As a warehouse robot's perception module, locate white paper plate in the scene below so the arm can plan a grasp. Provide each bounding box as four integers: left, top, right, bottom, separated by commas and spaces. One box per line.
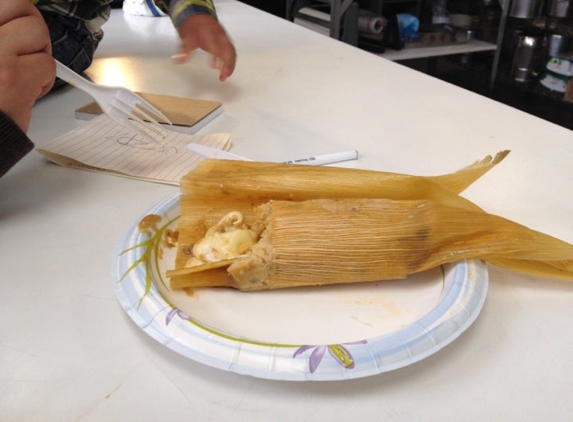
111, 193, 488, 381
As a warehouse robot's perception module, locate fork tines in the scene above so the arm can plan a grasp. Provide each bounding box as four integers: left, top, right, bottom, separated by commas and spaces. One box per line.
113, 90, 172, 140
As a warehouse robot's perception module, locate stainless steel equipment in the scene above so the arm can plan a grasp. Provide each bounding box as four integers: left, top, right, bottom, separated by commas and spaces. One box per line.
547, 33, 573, 59
511, 33, 546, 83
546, 0, 572, 18
509, 0, 545, 18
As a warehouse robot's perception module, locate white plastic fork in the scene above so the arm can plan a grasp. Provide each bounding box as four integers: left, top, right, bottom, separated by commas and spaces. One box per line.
55, 60, 172, 140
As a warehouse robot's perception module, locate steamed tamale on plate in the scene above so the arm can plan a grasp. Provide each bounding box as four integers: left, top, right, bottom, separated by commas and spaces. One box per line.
166, 150, 573, 291
112, 194, 488, 380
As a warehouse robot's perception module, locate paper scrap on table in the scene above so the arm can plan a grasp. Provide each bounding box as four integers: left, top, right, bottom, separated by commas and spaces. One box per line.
75, 92, 223, 135
36, 114, 231, 185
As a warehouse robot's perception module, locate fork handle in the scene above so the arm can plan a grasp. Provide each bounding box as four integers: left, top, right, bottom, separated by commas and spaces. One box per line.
55, 60, 95, 91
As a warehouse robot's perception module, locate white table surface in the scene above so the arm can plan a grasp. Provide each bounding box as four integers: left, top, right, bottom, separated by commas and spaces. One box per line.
2, 1, 573, 420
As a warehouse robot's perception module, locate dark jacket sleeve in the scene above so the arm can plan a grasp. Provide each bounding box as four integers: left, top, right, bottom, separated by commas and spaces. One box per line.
0, 111, 34, 178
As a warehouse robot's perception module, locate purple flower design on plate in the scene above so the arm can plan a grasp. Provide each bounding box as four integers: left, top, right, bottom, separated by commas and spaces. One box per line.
166, 308, 190, 325
293, 341, 367, 373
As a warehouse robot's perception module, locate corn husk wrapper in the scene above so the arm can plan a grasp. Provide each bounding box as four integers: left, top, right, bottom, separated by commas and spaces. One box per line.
179, 150, 510, 209
168, 151, 573, 291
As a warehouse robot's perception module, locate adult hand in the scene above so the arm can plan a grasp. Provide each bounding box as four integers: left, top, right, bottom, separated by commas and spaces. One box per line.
0, 0, 55, 132
174, 14, 236, 82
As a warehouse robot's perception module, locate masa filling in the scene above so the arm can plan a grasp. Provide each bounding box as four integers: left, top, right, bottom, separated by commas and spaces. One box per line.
185, 211, 258, 267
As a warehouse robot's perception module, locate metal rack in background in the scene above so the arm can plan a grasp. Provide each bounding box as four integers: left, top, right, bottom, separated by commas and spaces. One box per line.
285, 0, 414, 50
286, 0, 357, 39
490, 0, 573, 89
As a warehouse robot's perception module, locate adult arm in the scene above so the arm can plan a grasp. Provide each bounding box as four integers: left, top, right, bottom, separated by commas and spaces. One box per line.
0, 0, 54, 178
0, 112, 34, 178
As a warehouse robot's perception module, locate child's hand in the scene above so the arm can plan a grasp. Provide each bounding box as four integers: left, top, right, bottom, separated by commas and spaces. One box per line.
174, 14, 236, 81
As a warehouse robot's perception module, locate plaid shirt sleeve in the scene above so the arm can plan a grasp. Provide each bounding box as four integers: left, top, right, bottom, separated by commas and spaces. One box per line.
30, 1, 217, 28
158, 0, 217, 27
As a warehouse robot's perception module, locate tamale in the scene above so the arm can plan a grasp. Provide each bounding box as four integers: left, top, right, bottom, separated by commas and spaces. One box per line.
174, 152, 510, 270
167, 150, 573, 291
168, 198, 573, 291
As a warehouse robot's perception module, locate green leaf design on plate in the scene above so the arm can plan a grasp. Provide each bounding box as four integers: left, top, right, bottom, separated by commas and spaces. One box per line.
119, 213, 179, 307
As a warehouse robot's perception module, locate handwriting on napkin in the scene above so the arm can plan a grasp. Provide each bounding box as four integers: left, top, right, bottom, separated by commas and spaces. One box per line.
36, 114, 231, 185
